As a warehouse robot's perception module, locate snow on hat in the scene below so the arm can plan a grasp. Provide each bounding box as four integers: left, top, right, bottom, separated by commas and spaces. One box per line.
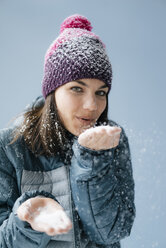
42, 14, 112, 98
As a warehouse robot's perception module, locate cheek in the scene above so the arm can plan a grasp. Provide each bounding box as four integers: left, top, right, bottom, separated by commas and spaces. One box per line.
98, 100, 107, 114
55, 94, 78, 120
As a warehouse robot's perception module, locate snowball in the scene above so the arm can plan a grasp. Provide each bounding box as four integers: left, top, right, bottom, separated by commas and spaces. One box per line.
33, 208, 71, 229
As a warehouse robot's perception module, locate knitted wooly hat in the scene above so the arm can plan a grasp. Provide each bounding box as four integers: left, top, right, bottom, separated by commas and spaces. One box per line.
42, 14, 112, 99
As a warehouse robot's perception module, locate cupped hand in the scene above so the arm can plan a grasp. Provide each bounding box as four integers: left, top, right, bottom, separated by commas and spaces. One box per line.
78, 126, 122, 151
17, 197, 72, 236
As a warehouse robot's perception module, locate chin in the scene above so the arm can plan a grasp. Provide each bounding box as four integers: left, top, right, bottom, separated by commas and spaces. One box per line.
68, 129, 82, 137
68, 125, 93, 137
67, 128, 79, 137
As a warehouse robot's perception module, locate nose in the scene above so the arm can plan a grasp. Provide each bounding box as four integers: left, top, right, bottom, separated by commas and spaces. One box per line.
83, 95, 97, 111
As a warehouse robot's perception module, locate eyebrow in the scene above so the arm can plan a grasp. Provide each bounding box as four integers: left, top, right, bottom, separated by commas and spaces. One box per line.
74, 80, 109, 89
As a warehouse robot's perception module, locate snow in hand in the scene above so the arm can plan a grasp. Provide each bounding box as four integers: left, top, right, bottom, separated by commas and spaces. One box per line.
33, 207, 71, 230
78, 125, 122, 150
83, 125, 121, 135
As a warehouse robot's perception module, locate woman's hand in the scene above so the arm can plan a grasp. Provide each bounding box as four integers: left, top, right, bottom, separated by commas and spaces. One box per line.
78, 126, 122, 151
17, 197, 72, 236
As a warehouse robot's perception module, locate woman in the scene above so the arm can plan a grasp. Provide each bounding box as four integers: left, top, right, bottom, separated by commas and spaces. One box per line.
0, 14, 135, 248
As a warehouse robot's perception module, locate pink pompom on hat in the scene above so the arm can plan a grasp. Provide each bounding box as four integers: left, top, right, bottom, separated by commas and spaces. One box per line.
42, 14, 112, 99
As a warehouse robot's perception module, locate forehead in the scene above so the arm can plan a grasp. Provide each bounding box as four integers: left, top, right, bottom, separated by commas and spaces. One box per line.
66, 78, 108, 88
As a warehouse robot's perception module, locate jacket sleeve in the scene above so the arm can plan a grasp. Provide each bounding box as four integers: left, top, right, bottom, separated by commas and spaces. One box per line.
70, 128, 135, 246
0, 137, 53, 248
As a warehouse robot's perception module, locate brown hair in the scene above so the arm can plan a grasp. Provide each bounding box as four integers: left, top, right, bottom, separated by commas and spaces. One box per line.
12, 92, 109, 157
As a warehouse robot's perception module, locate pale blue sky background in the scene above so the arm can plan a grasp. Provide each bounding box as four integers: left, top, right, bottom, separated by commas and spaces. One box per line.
0, 0, 166, 247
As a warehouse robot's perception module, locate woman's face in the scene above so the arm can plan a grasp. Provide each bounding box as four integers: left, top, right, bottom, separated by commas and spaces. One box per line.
54, 78, 109, 136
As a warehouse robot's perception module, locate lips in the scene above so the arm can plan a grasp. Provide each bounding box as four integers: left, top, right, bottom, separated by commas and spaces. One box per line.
76, 116, 95, 126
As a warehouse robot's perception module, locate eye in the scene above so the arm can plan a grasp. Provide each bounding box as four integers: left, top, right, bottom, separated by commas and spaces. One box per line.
96, 90, 107, 96
70, 86, 83, 92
